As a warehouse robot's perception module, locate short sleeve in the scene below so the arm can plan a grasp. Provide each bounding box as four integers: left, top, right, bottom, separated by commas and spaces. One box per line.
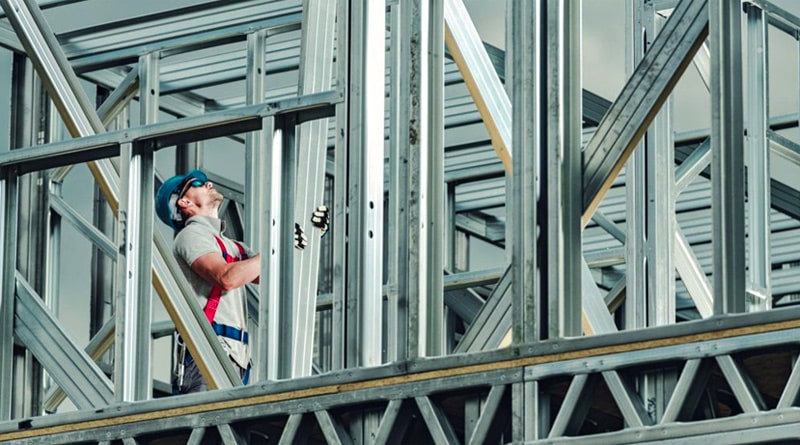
240, 242, 257, 259
174, 225, 220, 267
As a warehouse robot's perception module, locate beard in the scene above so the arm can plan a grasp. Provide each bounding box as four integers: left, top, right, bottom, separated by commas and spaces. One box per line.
209, 189, 224, 208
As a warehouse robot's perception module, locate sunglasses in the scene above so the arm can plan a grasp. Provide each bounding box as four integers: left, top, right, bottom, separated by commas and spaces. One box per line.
178, 178, 207, 198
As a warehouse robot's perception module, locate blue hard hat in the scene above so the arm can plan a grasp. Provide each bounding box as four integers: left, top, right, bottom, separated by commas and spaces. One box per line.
155, 169, 207, 231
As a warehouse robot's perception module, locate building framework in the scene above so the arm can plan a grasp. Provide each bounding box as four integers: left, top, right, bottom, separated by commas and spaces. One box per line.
0, 0, 799, 443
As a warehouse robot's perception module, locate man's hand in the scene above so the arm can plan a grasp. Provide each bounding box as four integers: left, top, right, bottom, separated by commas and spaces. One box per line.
294, 223, 308, 250
310, 205, 330, 236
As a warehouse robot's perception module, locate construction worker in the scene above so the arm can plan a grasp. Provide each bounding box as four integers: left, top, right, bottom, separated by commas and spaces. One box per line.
155, 169, 328, 394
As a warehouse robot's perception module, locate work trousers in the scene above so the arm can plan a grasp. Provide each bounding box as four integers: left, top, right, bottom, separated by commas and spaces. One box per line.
172, 357, 249, 395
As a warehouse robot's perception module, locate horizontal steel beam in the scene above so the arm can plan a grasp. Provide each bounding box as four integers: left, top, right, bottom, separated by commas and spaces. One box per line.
0, 90, 340, 174
542, 409, 800, 444
5, 306, 800, 443
58, 2, 302, 73
750, 0, 800, 37
675, 137, 800, 221
443, 267, 504, 290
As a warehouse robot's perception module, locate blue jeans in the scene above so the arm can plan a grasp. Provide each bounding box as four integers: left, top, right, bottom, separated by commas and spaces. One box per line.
172, 356, 250, 395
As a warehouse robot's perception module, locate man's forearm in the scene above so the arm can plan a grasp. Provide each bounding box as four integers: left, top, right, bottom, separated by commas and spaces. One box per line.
218, 254, 260, 290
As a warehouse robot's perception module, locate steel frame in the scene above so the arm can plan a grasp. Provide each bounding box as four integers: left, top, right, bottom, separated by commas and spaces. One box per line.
0, 0, 798, 443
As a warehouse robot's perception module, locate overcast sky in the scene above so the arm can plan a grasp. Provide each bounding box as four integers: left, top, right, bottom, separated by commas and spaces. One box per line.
1, 0, 798, 329
1, 0, 800, 409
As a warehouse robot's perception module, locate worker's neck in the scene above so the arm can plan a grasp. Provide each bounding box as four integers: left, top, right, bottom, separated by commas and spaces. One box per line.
195, 209, 219, 219
185, 205, 219, 221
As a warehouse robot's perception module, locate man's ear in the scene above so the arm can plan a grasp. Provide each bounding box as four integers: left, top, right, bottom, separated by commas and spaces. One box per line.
176, 197, 191, 212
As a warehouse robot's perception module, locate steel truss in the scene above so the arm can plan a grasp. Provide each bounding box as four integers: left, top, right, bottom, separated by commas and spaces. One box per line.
4, 309, 800, 444
0, 0, 798, 443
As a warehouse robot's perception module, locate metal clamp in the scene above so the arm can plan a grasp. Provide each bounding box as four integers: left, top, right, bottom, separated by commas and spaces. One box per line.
175, 333, 187, 388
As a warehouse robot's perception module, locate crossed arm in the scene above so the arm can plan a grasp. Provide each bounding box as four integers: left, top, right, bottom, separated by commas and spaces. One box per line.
191, 253, 261, 291
188, 206, 329, 291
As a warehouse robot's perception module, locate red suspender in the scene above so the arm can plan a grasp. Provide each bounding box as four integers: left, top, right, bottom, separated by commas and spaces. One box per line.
203, 236, 248, 324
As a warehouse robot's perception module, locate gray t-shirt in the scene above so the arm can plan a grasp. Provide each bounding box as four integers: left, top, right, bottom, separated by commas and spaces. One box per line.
173, 215, 255, 369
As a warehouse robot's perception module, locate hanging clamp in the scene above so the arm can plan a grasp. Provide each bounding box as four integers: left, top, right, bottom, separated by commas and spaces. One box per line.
175, 333, 187, 388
